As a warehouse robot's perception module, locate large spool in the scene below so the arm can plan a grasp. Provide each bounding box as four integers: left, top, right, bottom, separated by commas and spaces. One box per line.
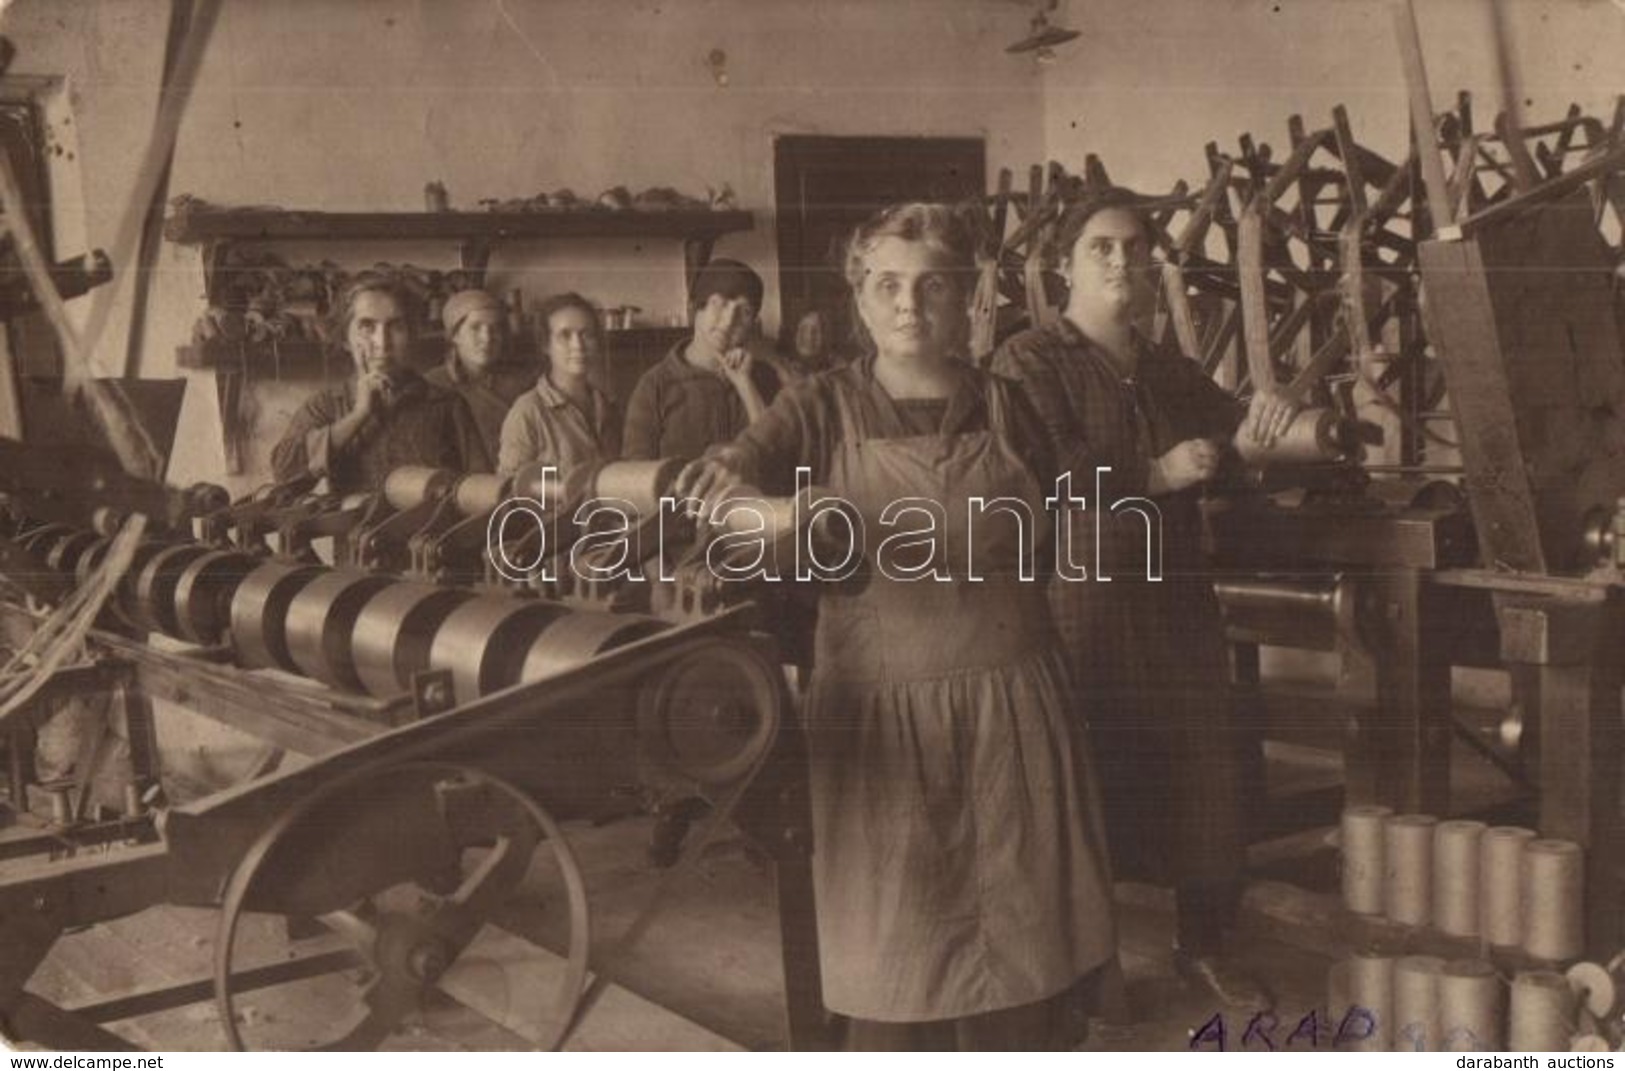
1217, 576, 1351, 651
518, 611, 669, 681
427, 597, 571, 703
350, 582, 477, 699
282, 571, 397, 691
453, 473, 509, 517
1343, 949, 1394, 1051
1523, 838, 1584, 962
1341, 805, 1391, 915
1233, 406, 1360, 467
593, 458, 685, 516
1392, 954, 1445, 1051
130, 543, 212, 637
1437, 959, 1503, 1051
1434, 819, 1486, 939
1482, 826, 1537, 947
229, 561, 324, 671
172, 550, 261, 646
382, 465, 458, 511
1508, 970, 1576, 1051
1385, 813, 1437, 927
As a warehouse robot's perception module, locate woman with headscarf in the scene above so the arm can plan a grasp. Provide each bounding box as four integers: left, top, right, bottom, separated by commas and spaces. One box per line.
424, 287, 536, 463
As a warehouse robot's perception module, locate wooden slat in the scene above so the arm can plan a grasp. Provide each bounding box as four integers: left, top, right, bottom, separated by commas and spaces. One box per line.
1392, 0, 1456, 233
1236, 206, 1277, 393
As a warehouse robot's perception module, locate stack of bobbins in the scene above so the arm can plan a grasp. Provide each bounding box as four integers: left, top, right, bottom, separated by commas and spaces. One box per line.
1341, 813, 1586, 964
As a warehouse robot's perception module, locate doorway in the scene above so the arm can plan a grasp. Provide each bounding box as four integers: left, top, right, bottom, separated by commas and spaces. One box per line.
773, 135, 986, 358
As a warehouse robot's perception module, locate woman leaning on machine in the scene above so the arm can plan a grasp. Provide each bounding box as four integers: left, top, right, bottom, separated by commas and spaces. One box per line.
677, 203, 1114, 1050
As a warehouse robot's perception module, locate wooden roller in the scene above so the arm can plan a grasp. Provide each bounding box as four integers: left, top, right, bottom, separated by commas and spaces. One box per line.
350, 582, 475, 698
593, 458, 686, 516
453, 473, 510, 517
172, 550, 261, 646
282, 570, 396, 691
382, 465, 458, 511
427, 597, 571, 704
130, 543, 212, 637
229, 560, 324, 671
519, 611, 670, 681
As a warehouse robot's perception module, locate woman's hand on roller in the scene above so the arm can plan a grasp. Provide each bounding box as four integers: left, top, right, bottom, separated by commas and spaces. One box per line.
1245, 389, 1300, 446
674, 451, 749, 514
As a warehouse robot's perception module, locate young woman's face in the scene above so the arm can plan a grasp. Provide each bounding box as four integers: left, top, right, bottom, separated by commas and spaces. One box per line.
1064, 207, 1153, 316
547, 305, 599, 379
854, 236, 965, 362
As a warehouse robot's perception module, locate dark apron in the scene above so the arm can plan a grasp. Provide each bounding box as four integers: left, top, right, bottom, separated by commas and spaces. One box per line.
805, 378, 1115, 1022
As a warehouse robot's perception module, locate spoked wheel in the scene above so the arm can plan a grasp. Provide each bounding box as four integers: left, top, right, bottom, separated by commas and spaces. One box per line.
213, 762, 591, 1050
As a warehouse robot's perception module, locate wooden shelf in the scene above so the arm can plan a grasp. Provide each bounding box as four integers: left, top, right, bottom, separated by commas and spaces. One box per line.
164, 207, 754, 245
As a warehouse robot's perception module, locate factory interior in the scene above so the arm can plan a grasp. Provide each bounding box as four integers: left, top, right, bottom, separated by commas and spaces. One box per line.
0, 0, 1623, 1054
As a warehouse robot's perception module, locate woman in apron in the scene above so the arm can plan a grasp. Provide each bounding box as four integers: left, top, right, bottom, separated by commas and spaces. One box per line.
678, 203, 1114, 1049
992, 188, 1295, 1009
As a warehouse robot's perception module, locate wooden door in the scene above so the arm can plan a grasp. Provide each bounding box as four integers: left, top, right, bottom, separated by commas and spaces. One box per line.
774, 136, 985, 357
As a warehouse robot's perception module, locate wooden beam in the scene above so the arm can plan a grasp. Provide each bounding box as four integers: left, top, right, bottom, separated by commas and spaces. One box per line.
1391, 0, 1456, 234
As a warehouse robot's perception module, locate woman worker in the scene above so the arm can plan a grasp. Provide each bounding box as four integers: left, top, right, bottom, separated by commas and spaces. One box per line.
497, 292, 622, 478
272, 271, 489, 494
992, 188, 1296, 1010
425, 287, 535, 463
677, 203, 1114, 1050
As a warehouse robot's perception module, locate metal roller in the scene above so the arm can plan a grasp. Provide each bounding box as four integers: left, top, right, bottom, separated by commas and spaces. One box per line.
173, 550, 262, 646
230, 560, 324, 671
1234, 406, 1360, 467
114, 541, 182, 627
44, 530, 100, 575
131, 544, 212, 637
382, 466, 458, 511
519, 611, 670, 682
594, 459, 685, 516
1214, 574, 1354, 651
350, 583, 476, 698
283, 571, 397, 691
427, 597, 571, 704
74, 537, 114, 588
453, 473, 509, 517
